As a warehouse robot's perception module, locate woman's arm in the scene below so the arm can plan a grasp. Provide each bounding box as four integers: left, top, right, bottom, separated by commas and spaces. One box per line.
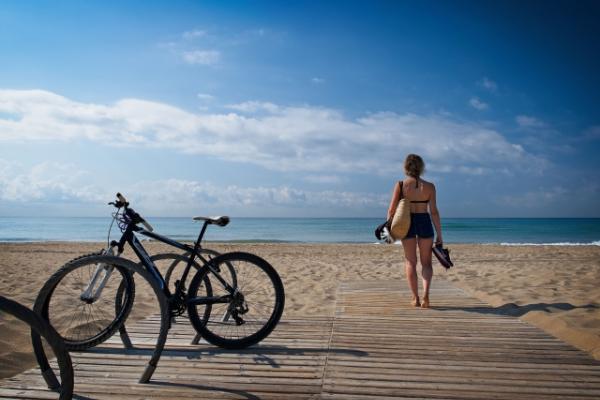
429, 184, 443, 243
387, 182, 401, 220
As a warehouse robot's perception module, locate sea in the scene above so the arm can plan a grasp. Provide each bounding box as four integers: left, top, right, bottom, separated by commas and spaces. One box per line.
0, 217, 599, 245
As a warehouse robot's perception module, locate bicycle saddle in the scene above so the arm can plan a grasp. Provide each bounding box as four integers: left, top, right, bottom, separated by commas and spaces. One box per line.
192, 216, 230, 227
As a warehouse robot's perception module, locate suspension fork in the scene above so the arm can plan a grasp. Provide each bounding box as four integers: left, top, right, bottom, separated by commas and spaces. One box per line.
80, 247, 118, 302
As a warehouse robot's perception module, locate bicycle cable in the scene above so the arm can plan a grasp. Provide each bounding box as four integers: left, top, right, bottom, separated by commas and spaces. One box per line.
106, 207, 121, 249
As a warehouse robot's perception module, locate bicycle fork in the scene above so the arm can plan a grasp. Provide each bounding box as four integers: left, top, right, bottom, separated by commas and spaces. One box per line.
80, 248, 116, 303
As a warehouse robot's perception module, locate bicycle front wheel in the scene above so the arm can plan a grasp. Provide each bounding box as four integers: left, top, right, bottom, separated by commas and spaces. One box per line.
187, 252, 284, 349
35, 253, 135, 350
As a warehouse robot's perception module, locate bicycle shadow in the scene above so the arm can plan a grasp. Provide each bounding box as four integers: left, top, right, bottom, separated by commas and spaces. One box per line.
78, 344, 367, 399
85, 343, 368, 369
147, 380, 262, 400
433, 302, 598, 317
66, 371, 263, 400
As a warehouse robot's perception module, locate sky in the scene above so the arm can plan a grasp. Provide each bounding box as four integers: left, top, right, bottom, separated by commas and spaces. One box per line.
0, 0, 599, 218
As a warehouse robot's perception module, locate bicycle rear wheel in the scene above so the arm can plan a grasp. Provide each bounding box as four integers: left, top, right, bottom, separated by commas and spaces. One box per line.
187, 252, 284, 349
35, 253, 135, 350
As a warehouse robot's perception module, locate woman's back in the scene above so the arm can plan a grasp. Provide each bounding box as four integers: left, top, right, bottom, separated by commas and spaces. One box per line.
402, 177, 434, 214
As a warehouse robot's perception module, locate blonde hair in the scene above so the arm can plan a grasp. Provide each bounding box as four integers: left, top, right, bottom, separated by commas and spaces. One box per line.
404, 154, 425, 178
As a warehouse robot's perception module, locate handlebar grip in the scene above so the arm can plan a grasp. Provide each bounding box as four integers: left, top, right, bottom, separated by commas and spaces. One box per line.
116, 193, 128, 204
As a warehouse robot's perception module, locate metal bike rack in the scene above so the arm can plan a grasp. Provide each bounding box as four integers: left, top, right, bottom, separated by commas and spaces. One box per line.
33, 257, 171, 384
115, 261, 171, 383
1, 295, 74, 399
116, 281, 134, 349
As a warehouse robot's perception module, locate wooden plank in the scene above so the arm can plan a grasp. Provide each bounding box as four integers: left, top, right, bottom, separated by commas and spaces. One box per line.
320, 279, 600, 399
2, 279, 600, 399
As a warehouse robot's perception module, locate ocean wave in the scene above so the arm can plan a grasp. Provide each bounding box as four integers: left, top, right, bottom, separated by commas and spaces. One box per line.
499, 241, 600, 246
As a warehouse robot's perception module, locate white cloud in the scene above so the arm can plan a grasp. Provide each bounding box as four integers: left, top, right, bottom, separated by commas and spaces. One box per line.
128, 181, 389, 216
167, 27, 282, 67
303, 175, 344, 184
197, 93, 215, 102
225, 101, 280, 113
0, 160, 386, 215
479, 77, 497, 92
497, 186, 568, 208
0, 160, 105, 203
182, 30, 207, 40
311, 77, 325, 84
0, 89, 547, 177
182, 50, 220, 65
469, 97, 488, 111
516, 115, 545, 128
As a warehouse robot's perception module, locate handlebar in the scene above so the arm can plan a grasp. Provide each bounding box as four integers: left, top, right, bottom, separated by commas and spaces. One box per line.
116, 192, 128, 205
109, 193, 154, 232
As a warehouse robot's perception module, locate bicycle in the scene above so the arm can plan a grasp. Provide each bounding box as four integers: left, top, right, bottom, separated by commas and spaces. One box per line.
33, 193, 285, 382
0, 295, 73, 399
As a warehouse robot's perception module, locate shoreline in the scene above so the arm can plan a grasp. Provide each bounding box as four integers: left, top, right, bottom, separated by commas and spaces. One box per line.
0, 239, 599, 246
1, 242, 599, 379
2, 217, 599, 244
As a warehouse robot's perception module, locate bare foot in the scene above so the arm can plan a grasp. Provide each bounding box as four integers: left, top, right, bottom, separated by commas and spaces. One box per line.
411, 296, 420, 307
421, 296, 430, 308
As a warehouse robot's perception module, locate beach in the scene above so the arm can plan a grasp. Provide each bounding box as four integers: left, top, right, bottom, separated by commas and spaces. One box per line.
1, 242, 599, 379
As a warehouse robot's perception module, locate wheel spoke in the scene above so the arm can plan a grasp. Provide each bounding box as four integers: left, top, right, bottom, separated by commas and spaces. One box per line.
187, 253, 283, 348
42, 256, 135, 349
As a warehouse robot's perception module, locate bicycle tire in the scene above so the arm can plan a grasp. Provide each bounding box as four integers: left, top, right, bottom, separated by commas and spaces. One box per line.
0, 295, 74, 399
187, 252, 284, 349
34, 253, 136, 351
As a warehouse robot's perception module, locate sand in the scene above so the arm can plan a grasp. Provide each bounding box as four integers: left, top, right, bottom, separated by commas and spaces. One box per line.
0, 242, 599, 379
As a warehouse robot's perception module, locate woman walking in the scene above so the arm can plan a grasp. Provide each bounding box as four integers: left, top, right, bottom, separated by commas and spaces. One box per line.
387, 154, 443, 308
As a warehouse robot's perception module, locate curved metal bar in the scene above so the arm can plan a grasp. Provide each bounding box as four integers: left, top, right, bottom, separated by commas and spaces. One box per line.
1, 295, 74, 399
108, 257, 171, 383
116, 279, 133, 349
32, 255, 170, 384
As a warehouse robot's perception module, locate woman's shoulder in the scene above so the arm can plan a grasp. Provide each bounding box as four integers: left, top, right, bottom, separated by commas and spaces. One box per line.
419, 179, 435, 193
419, 178, 436, 191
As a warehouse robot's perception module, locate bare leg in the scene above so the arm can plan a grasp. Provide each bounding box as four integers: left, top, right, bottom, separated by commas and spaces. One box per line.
401, 238, 419, 306
418, 237, 434, 307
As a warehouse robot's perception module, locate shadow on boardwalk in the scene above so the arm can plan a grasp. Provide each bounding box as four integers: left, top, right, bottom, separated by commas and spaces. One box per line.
87, 344, 368, 368
434, 302, 598, 317
147, 380, 263, 400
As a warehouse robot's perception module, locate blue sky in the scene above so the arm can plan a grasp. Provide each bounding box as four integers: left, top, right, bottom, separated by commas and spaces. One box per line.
0, 0, 599, 217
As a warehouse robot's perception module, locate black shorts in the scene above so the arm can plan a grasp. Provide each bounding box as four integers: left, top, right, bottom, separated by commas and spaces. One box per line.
405, 213, 434, 239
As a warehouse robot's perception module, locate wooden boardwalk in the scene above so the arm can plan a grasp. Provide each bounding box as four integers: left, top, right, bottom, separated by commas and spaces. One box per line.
2, 279, 600, 399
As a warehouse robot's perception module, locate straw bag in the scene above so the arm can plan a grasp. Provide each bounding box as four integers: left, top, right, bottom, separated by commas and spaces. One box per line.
390, 181, 411, 240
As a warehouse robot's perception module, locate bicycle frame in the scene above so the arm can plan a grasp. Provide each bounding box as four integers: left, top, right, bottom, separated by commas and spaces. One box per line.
113, 216, 236, 303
